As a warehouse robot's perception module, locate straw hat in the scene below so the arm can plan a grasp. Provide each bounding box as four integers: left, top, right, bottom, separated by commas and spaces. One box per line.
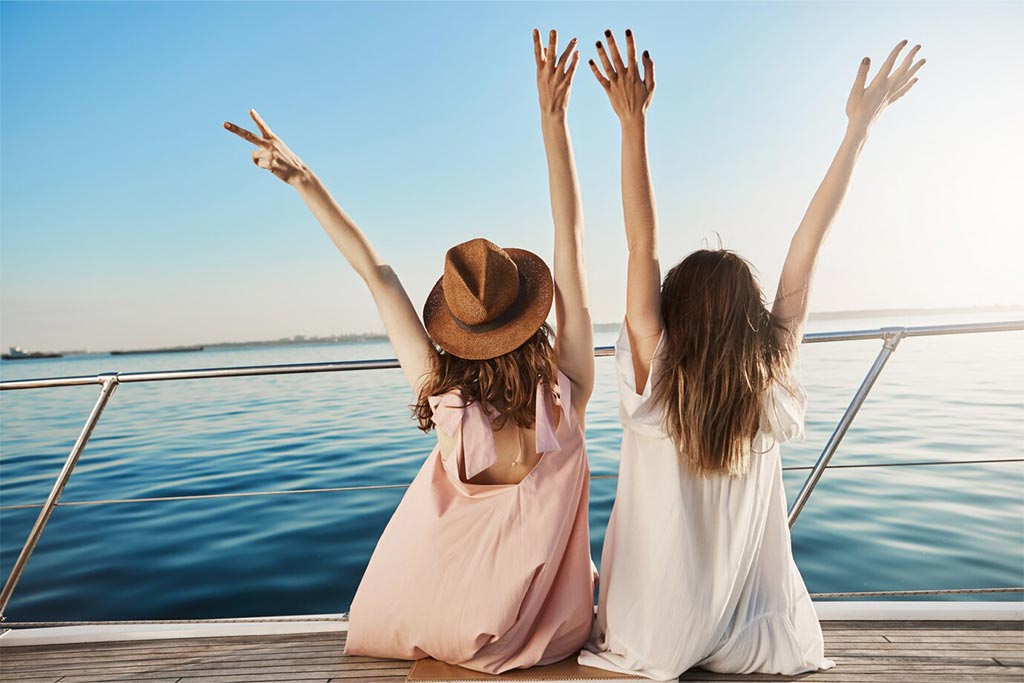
423, 238, 553, 360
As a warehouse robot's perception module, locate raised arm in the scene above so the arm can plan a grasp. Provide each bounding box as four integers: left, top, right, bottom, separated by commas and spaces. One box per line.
590, 29, 660, 392
224, 110, 437, 394
773, 40, 925, 355
533, 28, 594, 412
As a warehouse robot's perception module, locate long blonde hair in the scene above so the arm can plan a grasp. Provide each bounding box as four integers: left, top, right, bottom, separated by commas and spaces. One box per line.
413, 323, 558, 432
650, 250, 791, 477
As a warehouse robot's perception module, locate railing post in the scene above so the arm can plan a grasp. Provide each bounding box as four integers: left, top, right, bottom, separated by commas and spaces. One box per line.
0, 373, 120, 620
788, 328, 907, 528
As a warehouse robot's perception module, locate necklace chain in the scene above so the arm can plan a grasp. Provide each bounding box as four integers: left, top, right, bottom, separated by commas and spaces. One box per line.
511, 423, 525, 467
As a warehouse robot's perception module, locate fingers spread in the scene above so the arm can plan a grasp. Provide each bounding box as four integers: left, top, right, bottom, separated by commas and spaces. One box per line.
604, 29, 626, 72
224, 121, 265, 146
589, 58, 611, 89
557, 37, 577, 72
892, 43, 922, 81
250, 109, 275, 138
596, 39, 616, 79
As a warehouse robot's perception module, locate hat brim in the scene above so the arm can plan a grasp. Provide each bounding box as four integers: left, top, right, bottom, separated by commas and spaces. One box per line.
422, 248, 553, 361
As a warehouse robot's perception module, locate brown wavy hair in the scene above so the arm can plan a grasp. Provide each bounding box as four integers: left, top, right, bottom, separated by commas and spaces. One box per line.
650, 249, 792, 478
413, 322, 558, 432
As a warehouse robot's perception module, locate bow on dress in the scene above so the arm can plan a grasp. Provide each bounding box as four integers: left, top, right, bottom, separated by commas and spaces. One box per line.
427, 372, 573, 481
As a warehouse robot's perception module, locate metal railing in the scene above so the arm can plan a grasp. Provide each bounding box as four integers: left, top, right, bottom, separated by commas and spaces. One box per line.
1, 319, 1022, 624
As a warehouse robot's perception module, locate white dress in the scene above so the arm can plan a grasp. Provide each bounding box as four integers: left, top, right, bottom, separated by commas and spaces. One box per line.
578, 323, 836, 680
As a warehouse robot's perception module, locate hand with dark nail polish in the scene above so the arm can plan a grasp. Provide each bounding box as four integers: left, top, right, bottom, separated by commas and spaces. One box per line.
588, 29, 655, 123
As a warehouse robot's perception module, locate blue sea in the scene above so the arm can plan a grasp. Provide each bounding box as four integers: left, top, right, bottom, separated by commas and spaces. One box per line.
1, 311, 1021, 622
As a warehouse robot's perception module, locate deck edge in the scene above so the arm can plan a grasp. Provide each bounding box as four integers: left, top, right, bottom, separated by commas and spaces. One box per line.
0, 602, 1020, 647
814, 599, 1024, 621
0, 613, 347, 646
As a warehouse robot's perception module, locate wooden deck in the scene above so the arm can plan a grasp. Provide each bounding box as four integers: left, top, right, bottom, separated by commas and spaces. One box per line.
1, 620, 1021, 682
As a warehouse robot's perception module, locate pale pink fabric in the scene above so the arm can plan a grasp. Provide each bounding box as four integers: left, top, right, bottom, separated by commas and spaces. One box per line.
344, 370, 594, 674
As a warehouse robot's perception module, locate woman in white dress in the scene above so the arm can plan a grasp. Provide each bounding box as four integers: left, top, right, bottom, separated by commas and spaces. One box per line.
578, 30, 925, 680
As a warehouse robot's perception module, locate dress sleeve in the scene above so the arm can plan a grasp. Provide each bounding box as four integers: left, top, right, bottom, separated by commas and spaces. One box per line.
761, 366, 808, 444
614, 319, 668, 435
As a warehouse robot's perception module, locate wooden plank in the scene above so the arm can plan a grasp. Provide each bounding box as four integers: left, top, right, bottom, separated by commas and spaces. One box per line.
992, 657, 1024, 666
825, 655, 1003, 665
680, 676, 1022, 682
884, 635, 1024, 643
824, 630, 1021, 639
819, 648, 1023, 657
175, 680, 330, 683
328, 672, 425, 681
0, 639, 361, 661
822, 620, 1023, 629
679, 675, 1015, 679
825, 640, 1022, 649
54, 679, 183, 683
0, 645, 361, 667
0, 649, 353, 670
788, 664, 1024, 674
50, 662, 411, 681
816, 635, 890, 642
0, 655, 405, 677
826, 628, 1022, 637
825, 645, 1024, 654
59, 674, 328, 683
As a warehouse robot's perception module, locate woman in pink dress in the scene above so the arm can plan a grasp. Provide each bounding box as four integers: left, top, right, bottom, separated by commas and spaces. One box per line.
224, 28, 595, 674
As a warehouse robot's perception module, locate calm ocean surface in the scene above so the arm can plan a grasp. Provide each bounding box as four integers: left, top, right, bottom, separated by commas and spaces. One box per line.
1, 312, 1021, 622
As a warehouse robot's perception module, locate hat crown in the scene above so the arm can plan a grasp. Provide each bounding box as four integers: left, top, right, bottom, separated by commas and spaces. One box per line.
442, 238, 520, 327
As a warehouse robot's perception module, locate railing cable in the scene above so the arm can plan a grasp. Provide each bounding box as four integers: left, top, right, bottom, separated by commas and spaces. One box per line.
1, 458, 1020, 511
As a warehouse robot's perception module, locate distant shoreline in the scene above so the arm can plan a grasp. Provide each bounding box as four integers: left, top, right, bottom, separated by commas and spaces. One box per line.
7, 305, 1022, 357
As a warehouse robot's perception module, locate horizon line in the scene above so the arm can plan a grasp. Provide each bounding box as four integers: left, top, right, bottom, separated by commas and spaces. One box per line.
5, 304, 1023, 357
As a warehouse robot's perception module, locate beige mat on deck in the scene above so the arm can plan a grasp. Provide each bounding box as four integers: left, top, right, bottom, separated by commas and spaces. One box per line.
407, 655, 646, 681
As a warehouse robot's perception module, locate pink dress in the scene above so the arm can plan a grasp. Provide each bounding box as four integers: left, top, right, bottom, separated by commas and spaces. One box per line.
344, 370, 595, 674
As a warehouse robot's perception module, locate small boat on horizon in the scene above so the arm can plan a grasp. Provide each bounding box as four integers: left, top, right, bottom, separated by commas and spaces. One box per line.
1, 346, 63, 360
110, 344, 204, 355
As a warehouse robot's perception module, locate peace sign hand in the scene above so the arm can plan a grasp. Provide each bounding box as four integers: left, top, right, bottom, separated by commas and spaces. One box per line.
846, 39, 926, 136
223, 109, 310, 187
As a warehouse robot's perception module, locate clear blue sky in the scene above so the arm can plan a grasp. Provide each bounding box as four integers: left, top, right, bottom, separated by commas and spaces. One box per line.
2, 1, 1021, 351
